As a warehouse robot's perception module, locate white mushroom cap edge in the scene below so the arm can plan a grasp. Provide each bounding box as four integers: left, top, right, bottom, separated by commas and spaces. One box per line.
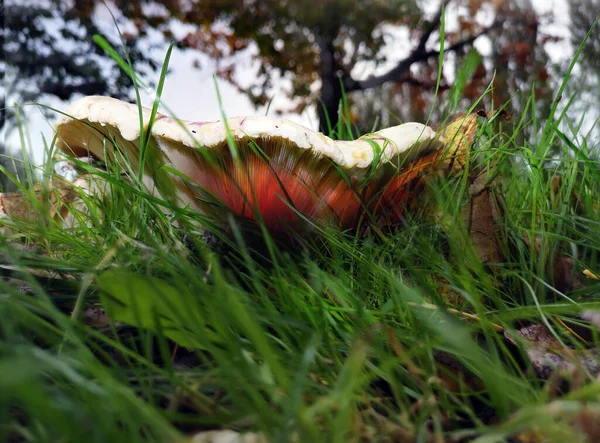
55, 96, 442, 169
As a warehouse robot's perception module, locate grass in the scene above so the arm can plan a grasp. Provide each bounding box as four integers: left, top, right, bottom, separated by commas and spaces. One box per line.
2, 35, 600, 443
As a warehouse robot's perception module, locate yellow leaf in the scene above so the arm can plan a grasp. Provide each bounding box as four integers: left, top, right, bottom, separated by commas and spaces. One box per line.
583, 269, 600, 280
438, 112, 482, 173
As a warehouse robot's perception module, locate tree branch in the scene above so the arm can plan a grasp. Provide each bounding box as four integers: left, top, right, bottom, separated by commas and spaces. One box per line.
343, 0, 500, 93
397, 75, 451, 90
416, 0, 451, 54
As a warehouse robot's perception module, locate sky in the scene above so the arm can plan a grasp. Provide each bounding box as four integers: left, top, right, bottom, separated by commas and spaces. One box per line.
4, 0, 575, 165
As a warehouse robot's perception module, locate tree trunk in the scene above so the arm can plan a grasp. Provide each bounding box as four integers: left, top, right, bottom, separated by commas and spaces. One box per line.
317, 38, 342, 134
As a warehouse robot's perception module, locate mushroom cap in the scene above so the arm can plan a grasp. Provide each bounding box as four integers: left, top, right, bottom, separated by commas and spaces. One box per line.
56, 96, 440, 169
55, 96, 446, 232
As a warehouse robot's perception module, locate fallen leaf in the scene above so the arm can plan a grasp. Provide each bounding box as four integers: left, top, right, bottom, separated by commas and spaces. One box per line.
0, 181, 76, 222
552, 255, 585, 294
462, 172, 503, 264
583, 269, 599, 280
522, 235, 585, 293
439, 112, 482, 174
550, 175, 584, 215
573, 407, 600, 442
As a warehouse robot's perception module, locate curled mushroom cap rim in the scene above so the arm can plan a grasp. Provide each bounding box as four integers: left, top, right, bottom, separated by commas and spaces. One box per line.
55, 96, 442, 169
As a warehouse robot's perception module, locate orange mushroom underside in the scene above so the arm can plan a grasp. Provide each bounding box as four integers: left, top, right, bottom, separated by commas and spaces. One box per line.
167, 137, 440, 233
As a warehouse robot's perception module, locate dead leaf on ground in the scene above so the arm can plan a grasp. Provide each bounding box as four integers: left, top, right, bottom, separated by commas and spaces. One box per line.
436, 111, 508, 266
550, 175, 584, 215
573, 406, 600, 442
462, 172, 503, 264
511, 402, 600, 443
522, 235, 586, 294
0, 179, 77, 223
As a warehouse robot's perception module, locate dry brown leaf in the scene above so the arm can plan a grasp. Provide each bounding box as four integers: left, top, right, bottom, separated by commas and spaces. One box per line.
553, 255, 585, 293
573, 407, 600, 442
514, 404, 600, 443
462, 172, 503, 264
0, 181, 76, 222
436, 112, 506, 265
523, 235, 585, 293
1, 175, 111, 232
551, 175, 584, 214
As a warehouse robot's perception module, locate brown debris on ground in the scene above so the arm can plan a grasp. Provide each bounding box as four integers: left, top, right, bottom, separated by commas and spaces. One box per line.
505, 324, 600, 380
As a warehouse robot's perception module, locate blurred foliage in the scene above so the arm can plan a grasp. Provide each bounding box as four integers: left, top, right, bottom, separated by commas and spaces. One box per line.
162, 0, 427, 130
2, 0, 599, 134
566, 0, 600, 140
349, 0, 558, 133
2, 0, 160, 132
0, 148, 33, 192
570, 0, 600, 73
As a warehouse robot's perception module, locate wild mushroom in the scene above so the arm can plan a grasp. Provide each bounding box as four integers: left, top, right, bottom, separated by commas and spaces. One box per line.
53, 96, 472, 234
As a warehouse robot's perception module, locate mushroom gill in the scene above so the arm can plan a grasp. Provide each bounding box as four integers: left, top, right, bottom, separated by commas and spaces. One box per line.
55, 96, 457, 233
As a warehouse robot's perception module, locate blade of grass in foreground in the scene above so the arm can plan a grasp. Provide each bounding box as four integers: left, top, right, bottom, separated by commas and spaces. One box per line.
2, 19, 600, 443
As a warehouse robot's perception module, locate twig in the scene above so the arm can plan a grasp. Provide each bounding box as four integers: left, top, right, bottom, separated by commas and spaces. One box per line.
408, 301, 504, 332
343, 0, 500, 92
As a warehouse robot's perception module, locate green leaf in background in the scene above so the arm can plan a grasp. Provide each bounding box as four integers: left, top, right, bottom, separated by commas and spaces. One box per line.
97, 269, 202, 348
